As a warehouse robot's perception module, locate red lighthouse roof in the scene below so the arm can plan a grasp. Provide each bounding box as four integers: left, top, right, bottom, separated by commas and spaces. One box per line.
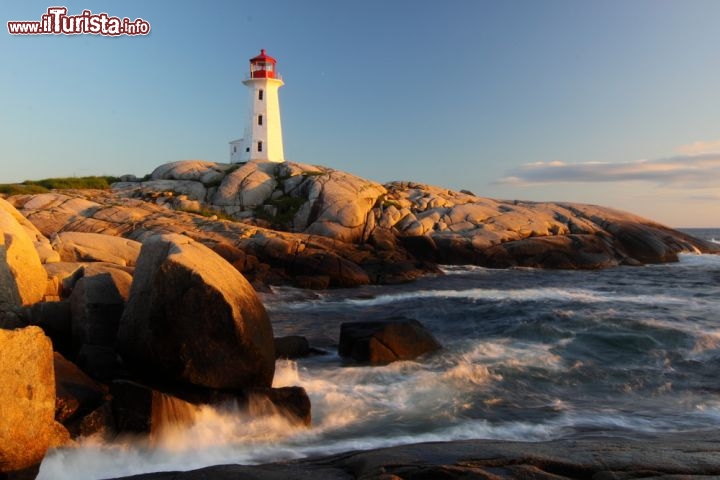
250, 49, 277, 64
249, 49, 278, 79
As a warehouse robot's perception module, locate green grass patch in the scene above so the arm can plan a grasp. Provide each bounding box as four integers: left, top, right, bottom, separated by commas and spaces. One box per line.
0, 184, 50, 195
0, 175, 121, 195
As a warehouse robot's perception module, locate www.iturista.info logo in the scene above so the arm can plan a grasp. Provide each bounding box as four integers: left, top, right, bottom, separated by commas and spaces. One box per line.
7, 6, 150, 36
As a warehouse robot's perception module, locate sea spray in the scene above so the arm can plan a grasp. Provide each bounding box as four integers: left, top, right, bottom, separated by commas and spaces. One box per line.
149, 392, 198, 443
38, 396, 309, 480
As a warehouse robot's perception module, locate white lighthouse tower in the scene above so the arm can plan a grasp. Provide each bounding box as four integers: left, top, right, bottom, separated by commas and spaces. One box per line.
230, 49, 285, 163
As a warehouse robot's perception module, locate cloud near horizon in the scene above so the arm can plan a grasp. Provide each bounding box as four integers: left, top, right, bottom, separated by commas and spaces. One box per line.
495, 152, 720, 188
675, 140, 720, 155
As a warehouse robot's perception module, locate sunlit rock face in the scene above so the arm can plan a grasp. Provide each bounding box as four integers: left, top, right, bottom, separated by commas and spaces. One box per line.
214, 161, 278, 209
0, 199, 47, 314
275, 162, 387, 244
115, 160, 716, 270
52, 232, 142, 267
144, 160, 388, 244
0, 326, 69, 472
0, 197, 58, 264
6, 160, 717, 295
116, 233, 275, 389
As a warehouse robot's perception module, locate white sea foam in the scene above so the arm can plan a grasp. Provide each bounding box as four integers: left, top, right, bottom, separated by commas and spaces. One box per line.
38, 407, 310, 480
331, 286, 691, 309
40, 350, 517, 480
43, 397, 712, 480
438, 264, 492, 275
677, 252, 720, 266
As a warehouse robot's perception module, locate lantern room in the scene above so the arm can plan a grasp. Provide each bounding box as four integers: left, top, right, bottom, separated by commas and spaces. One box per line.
249, 49, 277, 79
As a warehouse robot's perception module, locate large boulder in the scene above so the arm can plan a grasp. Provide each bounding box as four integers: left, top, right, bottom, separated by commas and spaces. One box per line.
0, 205, 46, 309
213, 160, 278, 208
286, 165, 387, 243
0, 327, 69, 472
339, 318, 442, 364
150, 160, 232, 186
51, 232, 141, 267
116, 234, 275, 389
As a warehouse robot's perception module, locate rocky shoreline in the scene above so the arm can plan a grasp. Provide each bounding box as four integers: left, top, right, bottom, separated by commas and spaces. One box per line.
0, 159, 718, 478
108, 430, 720, 479
8, 160, 719, 291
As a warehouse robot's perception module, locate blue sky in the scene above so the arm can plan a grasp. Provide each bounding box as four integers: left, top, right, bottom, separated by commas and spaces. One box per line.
2, 0, 719, 227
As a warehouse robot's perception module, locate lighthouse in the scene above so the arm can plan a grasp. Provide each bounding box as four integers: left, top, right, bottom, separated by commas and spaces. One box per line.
230, 49, 285, 163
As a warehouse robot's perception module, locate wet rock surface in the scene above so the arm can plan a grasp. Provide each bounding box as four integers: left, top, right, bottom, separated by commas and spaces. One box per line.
106, 431, 720, 479
339, 319, 442, 364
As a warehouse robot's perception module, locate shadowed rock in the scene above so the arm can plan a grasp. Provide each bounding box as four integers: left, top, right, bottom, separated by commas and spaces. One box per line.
25, 300, 72, 355
116, 234, 275, 389
274, 335, 311, 359
70, 271, 130, 350
53, 352, 105, 426
479, 234, 621, 269
339, 319, 442, 364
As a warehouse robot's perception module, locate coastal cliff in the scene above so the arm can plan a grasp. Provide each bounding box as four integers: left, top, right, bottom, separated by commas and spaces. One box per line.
9, 159, 714, 290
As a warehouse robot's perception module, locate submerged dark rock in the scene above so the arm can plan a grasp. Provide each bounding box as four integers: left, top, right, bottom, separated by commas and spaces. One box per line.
339, 318, 442, 364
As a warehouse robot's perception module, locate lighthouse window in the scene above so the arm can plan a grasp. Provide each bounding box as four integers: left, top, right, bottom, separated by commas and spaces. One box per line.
258, 89, 264, 101
258, 141, 263, 152
258, 115, 263, 126
233, 146, 237, 153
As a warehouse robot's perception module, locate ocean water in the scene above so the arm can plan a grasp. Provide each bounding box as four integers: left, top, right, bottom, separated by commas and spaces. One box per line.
39, 229, 720, 479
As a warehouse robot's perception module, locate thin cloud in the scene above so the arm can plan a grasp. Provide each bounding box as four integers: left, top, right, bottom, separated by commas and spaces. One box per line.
675, 140, 720, 155
495, 152, 720, 187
